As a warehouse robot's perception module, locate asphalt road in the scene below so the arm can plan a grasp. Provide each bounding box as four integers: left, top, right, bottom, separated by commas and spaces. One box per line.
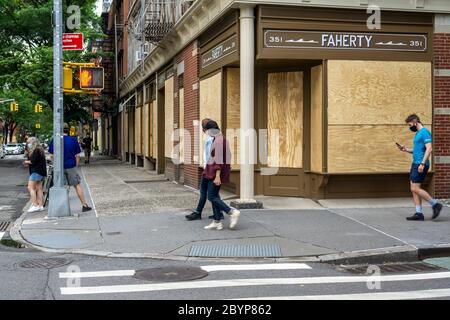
1, 156, 450, 301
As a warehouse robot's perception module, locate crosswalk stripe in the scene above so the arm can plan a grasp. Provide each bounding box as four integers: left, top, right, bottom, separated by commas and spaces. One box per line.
59, 263, 312, 279
0, 232, 4, 240
234, 288, 450, 300
61, 271, 450, 295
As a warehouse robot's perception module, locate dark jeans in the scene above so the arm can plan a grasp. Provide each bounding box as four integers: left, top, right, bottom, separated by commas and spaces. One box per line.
193, 176, 209, 216
207, 179, 231, 221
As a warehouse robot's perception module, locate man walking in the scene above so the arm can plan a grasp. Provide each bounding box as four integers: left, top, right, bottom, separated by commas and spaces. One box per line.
81, 132, 93, 164
398, 114, 443, 221
185, 118, 214, 221
49, 124, 92, 213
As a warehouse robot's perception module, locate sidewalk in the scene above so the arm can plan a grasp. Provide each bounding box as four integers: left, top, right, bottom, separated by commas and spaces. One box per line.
11, 157, 450, 264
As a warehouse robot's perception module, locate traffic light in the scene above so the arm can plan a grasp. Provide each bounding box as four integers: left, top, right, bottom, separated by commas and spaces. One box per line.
79, 67, 104, 90
35, 123, 41, 129
64, 67, 73, 90
34, 103, 43, 113
10, 102, 18, 112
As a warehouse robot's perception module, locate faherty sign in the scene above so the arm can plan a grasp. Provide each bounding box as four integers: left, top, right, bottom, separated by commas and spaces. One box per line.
202, 35, 238, 69
264, 30, 427, 52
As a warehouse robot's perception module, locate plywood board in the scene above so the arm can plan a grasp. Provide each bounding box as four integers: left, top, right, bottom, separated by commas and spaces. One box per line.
267, 71, 303, 168
199, 72, 222, 167
123, 111, 129, 153
178, 88, 185, 164
129, 110, 135, 153
311, 65, 323, 173
328, 60, 432, 125
165, 78, 174, 158
143, 103, 150, 158
152, 102, 157, 158
226, 68, 240, 169
327, 125, 423, 173
135, 107, 142, 155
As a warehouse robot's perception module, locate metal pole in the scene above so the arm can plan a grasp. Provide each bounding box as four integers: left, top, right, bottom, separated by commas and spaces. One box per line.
48, 0, 71, 218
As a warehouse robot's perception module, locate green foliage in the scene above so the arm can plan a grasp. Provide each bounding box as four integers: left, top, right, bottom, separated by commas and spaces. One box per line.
0, 0, 107, 141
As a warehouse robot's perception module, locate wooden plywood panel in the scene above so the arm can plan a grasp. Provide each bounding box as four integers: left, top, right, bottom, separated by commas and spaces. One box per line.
129, 110, 135, 153
179, 88, 184, 164
328, 60, 432, 125
152, 102, 157, 158
226, 68, 240, 169
165, 78, 174, 158
267, 72, 303, 168
311, 65, 323, 173
135, 107, 142, 155
123, 111, 129, 153
199, 72, 222, 167
143, 103, 150, 158
327, 125, 420, 173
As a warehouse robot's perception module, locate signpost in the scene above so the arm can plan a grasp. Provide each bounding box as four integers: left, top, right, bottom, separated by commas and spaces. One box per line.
63, 33, 83, 51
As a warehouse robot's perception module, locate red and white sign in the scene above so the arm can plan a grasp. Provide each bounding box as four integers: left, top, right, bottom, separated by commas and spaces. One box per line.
63, 33, 83, 51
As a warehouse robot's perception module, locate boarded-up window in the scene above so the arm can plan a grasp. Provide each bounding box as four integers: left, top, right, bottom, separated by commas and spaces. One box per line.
267, 72, 303, 168
143, 103, 150, 158
135, 107, 142, 155
123, 111, 129, 153
152, 101, 157, 158
226, 68, 240, 169
199, 72, 222, 167
327, 60, 432, 173
165, 77, 174, 158
311, 65, 323, 173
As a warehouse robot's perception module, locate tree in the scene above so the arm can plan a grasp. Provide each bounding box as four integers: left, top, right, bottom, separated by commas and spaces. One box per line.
0, 0, 107, 141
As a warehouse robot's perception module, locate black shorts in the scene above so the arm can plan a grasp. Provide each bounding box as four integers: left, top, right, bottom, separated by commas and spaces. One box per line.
410, 164, 429, 184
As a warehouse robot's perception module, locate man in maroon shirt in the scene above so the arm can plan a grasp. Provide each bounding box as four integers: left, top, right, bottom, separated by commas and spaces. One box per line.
202, 120, 240, 230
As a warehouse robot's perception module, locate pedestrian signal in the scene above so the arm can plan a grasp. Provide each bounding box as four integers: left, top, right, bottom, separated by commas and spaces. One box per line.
79, 67, 104, 90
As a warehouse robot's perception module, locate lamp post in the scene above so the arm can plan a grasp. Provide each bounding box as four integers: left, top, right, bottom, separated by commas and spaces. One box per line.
47, 0, 71, 218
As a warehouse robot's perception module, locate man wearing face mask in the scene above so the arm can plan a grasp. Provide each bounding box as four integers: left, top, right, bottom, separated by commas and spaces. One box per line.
185, 118, 214, 221
398, 114, 443, 221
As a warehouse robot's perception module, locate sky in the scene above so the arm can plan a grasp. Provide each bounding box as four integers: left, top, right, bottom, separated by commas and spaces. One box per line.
95, 0, 104, 16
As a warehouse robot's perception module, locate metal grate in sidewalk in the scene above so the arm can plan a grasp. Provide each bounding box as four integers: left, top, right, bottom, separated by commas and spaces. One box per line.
189, 244, 282, 258
338, 262, 446, 275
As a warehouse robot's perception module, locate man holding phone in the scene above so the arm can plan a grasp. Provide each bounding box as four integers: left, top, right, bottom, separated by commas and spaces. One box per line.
397, 114, 443, 221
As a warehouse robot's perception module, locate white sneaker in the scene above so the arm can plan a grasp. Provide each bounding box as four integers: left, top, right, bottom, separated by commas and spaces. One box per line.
27, 205, 40, 213
229, 209, 241, 229
38, 206, 45, 212
204, 221, 223, 230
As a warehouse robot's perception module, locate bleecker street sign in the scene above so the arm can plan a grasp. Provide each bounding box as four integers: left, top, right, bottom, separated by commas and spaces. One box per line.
63, 33, 83, 51
264, 30, 427, 52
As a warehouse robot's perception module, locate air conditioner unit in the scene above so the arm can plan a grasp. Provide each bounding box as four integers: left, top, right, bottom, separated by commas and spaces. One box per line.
136, 50, 142, 62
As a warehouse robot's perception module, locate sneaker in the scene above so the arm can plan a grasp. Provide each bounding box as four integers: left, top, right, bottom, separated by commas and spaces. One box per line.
82, 205, 92, 213
432, 203, 443, 220
407, 213, 425, 221
229, 209, 241, 229
27, 205, 40, 213
204, 221, 223, 230
185, 213, 201, 221
38, 206, 45, 212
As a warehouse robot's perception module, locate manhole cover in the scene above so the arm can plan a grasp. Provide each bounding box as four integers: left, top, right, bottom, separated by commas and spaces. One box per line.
19, 258, 71, 269
338, 262, 446, 275
0, 221, 11, 232
133, 266, 208, 282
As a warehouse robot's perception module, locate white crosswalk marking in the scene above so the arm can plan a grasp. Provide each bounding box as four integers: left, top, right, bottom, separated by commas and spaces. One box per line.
0, 232, 4, 240
59, 263, 311, 279
61, 271, 450, 296
234, 288, 450, 300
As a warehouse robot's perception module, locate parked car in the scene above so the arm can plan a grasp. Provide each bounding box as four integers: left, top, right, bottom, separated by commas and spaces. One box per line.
4, 143, 21, 155
0, 146, 5, 159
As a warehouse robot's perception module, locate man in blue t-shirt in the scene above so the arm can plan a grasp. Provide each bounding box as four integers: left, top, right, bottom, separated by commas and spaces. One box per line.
49, 124, 92, 213
398, 114, 443, 221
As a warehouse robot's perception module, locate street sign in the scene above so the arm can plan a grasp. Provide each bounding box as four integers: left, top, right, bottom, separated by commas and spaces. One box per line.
63, 33, 83, 51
